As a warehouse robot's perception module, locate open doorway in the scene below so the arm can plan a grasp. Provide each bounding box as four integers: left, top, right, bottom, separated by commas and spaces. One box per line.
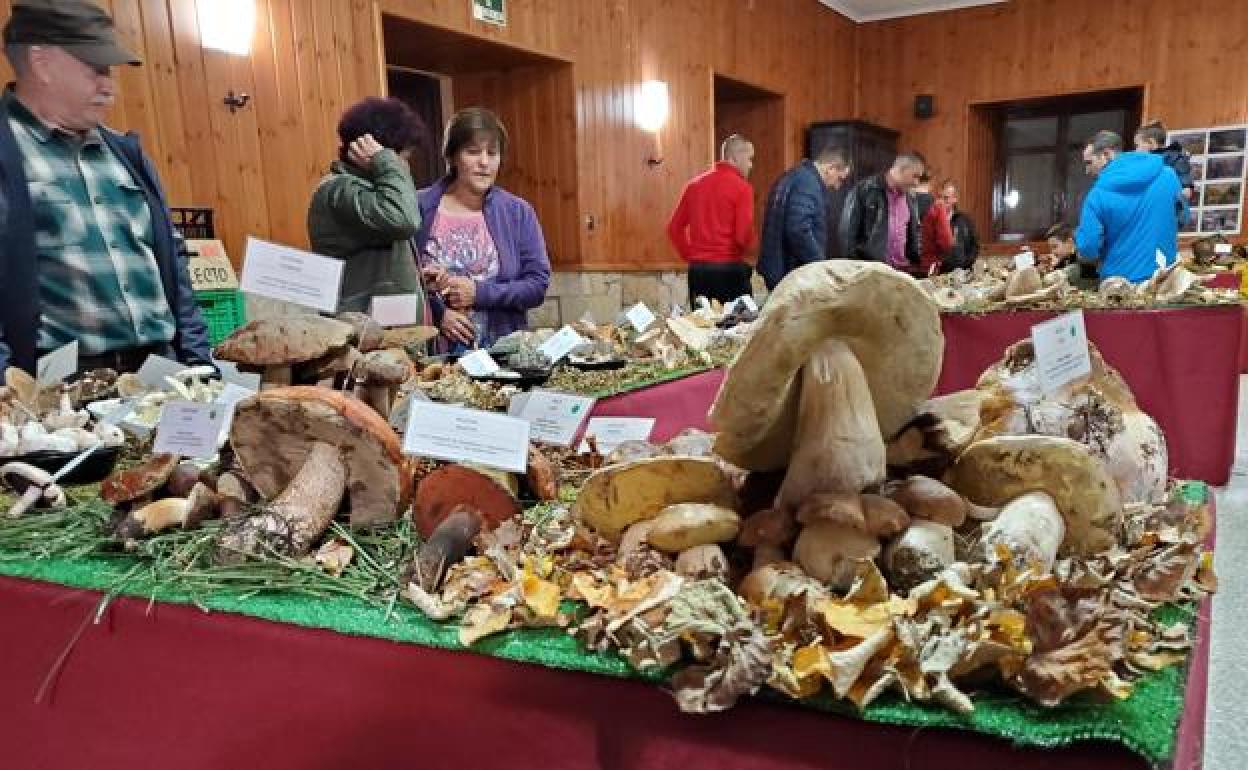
713, 74, 785, 247
382, 16, 579, 266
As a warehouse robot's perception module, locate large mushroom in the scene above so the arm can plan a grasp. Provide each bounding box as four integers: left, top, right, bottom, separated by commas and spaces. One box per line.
709, 261, 943, 477
975, 340, 1167, 504
948, 435, 1123, 563
213, 316, 356, 387
885, 390, 985, 478
225, 387, 410, 552
411, 464, 523, 590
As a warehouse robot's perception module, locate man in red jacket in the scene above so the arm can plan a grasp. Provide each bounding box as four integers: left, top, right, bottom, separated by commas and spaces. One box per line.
667, 134, 755, 305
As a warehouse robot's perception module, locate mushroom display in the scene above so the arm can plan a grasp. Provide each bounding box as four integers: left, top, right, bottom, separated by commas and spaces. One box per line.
975, 340, 1167, 504
213, 316, 357, 386
710, 261, 943, 473
1, 462, 67, 518
225, 386, 410, 552
573, 456, 738, 542
948, 435, 1123, 561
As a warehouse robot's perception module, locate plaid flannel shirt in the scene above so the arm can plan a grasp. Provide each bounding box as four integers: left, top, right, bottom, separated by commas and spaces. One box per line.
5, 97, 176, 356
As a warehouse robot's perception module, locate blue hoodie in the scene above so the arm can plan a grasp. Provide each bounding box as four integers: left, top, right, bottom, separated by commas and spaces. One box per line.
1075, 151, 1181, 282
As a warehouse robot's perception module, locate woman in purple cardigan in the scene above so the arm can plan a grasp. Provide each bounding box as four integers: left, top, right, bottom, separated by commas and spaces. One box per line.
414, 107, 552, 350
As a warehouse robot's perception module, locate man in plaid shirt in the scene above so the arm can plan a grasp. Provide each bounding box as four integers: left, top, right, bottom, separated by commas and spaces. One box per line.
0, 0, 211, 383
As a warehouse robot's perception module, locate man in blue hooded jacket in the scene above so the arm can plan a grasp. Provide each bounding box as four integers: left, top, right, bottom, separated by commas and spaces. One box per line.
1075, 130, 1182, 283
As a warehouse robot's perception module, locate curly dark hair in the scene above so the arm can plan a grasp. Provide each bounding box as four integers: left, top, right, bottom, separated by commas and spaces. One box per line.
337, 97, 428, 164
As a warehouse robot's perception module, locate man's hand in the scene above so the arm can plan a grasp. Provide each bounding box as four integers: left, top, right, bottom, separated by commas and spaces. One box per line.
347, 134, 385, 169
440, 308, 476, 345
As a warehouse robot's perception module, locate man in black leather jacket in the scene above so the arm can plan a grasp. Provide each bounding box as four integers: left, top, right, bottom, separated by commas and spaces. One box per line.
837, 152, 925, 272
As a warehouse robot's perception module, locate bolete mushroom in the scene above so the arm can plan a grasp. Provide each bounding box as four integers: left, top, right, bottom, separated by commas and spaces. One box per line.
642, 503, 741, 554
710, 261, 942, 473
1, 462, 67, 518
213, 316, 356, 386
412, 464, 523, 590
880, 476, 990, 528
336, 312, 385, 353
978, 491, 1065, 570
792, 520, 881, 592
948, 435, 1123, 558
355, 348, 413, 419
228, 387, 409, 530
101, 453, 180, 508
573, 456, 737, 542
886, 390, 985, 478
883, 519, 956, 592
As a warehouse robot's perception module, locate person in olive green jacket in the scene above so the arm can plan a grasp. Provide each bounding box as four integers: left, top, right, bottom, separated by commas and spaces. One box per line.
307, 97, 432, 317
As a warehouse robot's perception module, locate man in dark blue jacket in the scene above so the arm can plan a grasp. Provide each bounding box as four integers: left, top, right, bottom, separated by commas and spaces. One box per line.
1075, 130, 1182, 283
1, 0, 211, 383
756, 147, 850, 290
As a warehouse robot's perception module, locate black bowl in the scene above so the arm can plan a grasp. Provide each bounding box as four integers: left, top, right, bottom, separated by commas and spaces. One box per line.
12, 445, 123, 485
471, 366, 552, 389
566, 356, 628, 371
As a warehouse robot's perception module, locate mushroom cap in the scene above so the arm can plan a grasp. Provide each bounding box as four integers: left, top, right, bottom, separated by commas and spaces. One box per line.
573, 456, 738, 542
357, 348, 413, 385
977, 339, 1140, 415
413, 464, 521, 539
0, 461, 54, 493
886, 389, 985, 477
230, 386, 410, 527
213, 316, 355, 366
1005, 266, 1043, 298
335, 312, 385, 352
645, 503, 741, 553
948, 435, 1122, 557
100, 454, 180, 505
792, 521, 881, 590
710, 261, 943, 471
882, 476, 968, 528
737, 561, 827, 606
737, 506, 798, 547
860, 494, 910, 538
794, 493, 866, 529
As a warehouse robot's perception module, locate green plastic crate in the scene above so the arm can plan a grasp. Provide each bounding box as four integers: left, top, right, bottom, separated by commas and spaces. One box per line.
194, 288, 246, 345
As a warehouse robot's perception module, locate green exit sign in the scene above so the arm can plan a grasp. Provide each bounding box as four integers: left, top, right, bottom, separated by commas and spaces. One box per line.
472, 0, 506, 26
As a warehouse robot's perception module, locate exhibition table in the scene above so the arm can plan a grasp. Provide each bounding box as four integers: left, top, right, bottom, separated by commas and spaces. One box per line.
936, 305, 1242, 484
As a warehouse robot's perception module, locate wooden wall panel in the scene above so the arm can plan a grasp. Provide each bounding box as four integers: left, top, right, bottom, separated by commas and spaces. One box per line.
856, 0, 1248, 242
715, 95, 786, 252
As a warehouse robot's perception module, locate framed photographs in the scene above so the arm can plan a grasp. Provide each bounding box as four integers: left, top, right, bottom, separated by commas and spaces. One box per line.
1170, 124, 1247, 235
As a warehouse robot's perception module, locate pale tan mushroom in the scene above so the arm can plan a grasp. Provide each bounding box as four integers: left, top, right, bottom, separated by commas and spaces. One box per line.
883, 519, 956, 591
860, 494, 911, 538
979, 491, 1065, 570
573, 456, 737, 542
355, 348, 413, 419
886, 390, 985, 478
793, 520, 881, 591
644, 503, 741, 554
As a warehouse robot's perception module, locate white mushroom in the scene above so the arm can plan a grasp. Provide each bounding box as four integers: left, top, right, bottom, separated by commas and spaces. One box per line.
1, 462, 67, 518
979, 491, 1065, 571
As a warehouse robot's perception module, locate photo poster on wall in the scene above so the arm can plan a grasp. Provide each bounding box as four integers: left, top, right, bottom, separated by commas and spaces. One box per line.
1168, 124, 1247, 236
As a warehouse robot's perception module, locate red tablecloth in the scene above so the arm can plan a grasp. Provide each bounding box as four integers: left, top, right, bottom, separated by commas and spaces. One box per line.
591, 369, 726, 443
937, 306, 1242, 485
1204, 274, 1248, 372
0, 571, 1208, 770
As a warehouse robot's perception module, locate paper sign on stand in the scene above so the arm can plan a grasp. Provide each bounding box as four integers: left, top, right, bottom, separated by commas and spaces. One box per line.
512, 389, 596, 446
403, 401, 530, 473
389, 388, 430, 431
1215, 243, 1234, 256
370, 294, 422, 328
185, 239, 239, 291
240, 237, 344, 313
579, 417, 655, 455
625, 302, 657, 333
1014, 251, 1036, 270
135, 354, 189, 388
153, 401, 229, 460
216, 361, 263, 391
36, 341, 78, 385
214, 382, 257, 443
538, 326, 588, 363
459, 349, 501, 377
1030, 310, 1092, 394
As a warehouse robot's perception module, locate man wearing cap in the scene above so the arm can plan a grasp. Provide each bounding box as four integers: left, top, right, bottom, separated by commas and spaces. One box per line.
0, 0, 211, 384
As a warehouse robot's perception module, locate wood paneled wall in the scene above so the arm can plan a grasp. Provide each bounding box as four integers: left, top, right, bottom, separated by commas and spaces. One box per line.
1, 0, 855, 271
716, 92, 786, 252
856, 0, 1248, 242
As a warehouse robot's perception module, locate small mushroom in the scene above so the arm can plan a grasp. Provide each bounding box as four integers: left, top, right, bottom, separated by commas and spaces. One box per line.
674, 544, 729, 582
573, 456, 737, 542
115, 498, 189, 542
737, 506, 797, 548
643, 503, 741, 554
883, 519, 956, 592
978, 490, 1064, 570
336, 312, 385, 353
860, 494, 911, 538
101, 454, 181, 508
525, 445, 560, 502
213, 316, 356, 387
411, 465, 522, 591
355, 348, 413, 419
1, 462, 67, 518
794, 492, 865, 529
881, 476, 969, 528
792, 520, 881, 592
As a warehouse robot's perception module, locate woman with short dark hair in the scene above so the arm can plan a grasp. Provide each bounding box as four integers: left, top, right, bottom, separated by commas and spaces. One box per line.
307, 96, 432, 317
414, 107, 551, 350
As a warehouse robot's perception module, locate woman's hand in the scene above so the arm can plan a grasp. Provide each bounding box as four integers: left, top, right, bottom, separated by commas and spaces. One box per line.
443, 276, 477, 310
440, 308, 476, 345
348, 134, 384, 169
422, 264, 449, 291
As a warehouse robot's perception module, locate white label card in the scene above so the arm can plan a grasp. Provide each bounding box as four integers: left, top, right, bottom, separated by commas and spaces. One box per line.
135, 354, 188, 388
579, 417, 656, 455
370, 294, 422, 328
403, 401, 530, 473
240, 237, 344, 313
152, 401, 228, 460
538, 326, 588, 363
1215, 243, 1234, 255
625, 302, 657, 333
216, 361, 263, 391
214, 383, 256, 442
731, 295, 759, 314
36, 340, 78, 385
511, 389, 596, 447
1031, 310, 1092, 394
1155, 248, 1169, 270
459, 349, 501, 377
389, 388, 431, 431
1014, 251, 1036, 270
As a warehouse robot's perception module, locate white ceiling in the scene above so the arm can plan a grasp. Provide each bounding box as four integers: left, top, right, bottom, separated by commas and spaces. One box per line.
820, 0, 1007, 23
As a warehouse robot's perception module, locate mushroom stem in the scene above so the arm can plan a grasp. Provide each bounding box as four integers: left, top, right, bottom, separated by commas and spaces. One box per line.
980, 491, 1065, 571
261, 365, 293, 387
362, 383, 395, 419
413, 505, 483, 591
775, 338, 885, 512
218, 441, 347, 559
7, 484, 43, 519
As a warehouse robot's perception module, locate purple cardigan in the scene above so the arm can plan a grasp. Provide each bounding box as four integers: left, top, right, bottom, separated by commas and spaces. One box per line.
415, 178, 552, 344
